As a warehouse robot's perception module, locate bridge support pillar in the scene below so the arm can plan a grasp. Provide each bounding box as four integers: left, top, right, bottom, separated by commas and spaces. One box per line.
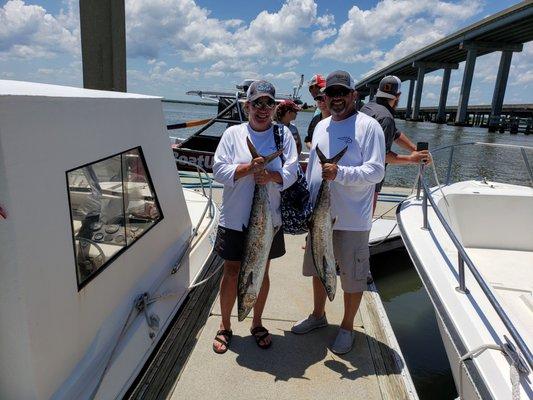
406, 79, 415, 119
436, 68, 451, 123
455, 48, 477, 124
490, 50, 513, 120
80, 0, 127, 92
412, 66, 426, 121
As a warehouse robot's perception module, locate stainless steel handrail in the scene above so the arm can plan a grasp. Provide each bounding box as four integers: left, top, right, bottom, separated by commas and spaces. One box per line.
417, 162, 533, 372
430, 141, 533, 188
175, 159, 215, 242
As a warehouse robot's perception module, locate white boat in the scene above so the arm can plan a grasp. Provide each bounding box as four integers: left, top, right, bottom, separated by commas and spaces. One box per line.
397, 142, 533, 399
0, 80, 218, 399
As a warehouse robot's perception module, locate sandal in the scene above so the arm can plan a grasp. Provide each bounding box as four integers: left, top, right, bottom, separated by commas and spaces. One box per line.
213, 329, 232, 354
250, 326, 272, 349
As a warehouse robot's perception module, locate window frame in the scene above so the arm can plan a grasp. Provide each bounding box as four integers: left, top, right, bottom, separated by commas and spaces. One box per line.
66, 146, 164, 291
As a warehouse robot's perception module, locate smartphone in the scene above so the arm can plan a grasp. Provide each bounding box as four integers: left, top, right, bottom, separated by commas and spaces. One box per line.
416, 142, 429, 151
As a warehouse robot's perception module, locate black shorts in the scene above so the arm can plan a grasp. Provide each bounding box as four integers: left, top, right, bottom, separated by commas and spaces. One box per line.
214, 226, 286, 262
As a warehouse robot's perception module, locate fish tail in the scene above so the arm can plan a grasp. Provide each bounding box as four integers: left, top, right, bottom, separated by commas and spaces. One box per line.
246, 137, 260, 158
316, 145, 348, 165
246, 136, 283, 165
263, 149, 283, 164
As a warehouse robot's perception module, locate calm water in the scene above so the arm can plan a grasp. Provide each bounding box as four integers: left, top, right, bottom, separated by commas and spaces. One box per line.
164, 102, 532, 400
371, 249, 458, 400
164, 101, 533, 189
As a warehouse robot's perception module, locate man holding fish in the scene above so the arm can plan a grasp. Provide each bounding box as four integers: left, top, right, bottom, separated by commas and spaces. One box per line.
292, 71, 385, 355
212, 80, 298, 354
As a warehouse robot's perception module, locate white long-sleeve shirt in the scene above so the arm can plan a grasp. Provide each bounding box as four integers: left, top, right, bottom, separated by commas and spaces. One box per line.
306, 112, 385, 231
213, 123, 298, 231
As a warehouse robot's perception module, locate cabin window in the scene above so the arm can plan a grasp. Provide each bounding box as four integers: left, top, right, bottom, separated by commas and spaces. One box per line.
66, 147, 163, 289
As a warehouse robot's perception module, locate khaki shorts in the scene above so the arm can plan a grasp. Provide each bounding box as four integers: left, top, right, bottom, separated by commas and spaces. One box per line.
302, 230, 370, 293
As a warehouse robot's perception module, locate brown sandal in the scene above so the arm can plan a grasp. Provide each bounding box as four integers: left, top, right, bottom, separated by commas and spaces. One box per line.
250, 326, 272, 349
213, 329, 232, 354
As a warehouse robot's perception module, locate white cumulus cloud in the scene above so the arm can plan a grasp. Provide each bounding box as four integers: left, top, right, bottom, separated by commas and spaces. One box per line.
0, 0, 79, 60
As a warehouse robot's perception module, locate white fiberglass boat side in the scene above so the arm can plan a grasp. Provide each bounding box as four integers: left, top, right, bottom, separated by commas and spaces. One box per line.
397, 153, 532, 400
0, 80, 217, 399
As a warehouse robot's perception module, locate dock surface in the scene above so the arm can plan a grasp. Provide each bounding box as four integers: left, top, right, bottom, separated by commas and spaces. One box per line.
167, 186, 416, 400
129, 186, 417, 400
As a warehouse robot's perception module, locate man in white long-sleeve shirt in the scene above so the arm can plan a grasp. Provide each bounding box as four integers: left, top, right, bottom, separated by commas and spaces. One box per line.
291, 71, 385, 355
211, 80, 298, 354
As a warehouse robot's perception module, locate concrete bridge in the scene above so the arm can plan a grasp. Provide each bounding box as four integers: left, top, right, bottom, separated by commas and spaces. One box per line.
396, 104, 533, 134
355, 2, 533, 129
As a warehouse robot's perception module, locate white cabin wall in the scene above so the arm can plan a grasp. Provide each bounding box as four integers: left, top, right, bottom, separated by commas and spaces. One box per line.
0, 128, 38, 399
0, 92, 192, 399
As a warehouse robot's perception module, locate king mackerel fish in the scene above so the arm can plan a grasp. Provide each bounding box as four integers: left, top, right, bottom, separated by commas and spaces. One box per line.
237, 137, 283, 321
309, 145, 348, 301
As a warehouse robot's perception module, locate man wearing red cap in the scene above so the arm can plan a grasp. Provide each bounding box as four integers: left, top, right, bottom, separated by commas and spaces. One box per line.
305, 74, 329, 150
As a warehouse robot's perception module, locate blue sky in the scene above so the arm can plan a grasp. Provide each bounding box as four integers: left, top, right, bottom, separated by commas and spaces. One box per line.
1, 0, 531, 107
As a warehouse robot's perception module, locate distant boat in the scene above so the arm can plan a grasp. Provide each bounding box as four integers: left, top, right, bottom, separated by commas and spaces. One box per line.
170, 77, 306, 173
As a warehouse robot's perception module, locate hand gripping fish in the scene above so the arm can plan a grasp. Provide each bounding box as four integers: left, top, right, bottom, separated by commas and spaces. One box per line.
308, 145, 348, 301
237, 137, 283, 321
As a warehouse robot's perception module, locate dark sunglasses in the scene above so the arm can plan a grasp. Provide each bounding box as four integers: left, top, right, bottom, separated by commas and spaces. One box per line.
251, 99, 276, 110
314, 95, 326, 102
325, 87, 352, 98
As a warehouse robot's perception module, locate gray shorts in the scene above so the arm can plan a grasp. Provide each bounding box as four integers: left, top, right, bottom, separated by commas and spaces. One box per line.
302, 230, 370, 293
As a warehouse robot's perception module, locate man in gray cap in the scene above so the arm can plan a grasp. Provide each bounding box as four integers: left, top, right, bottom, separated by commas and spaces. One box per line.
292, 70, 385, 355
360, 75, 431, 210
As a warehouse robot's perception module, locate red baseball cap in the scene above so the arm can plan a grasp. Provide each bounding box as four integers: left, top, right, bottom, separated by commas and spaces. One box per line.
308, 74, 326, 88
279, 99, 301, 112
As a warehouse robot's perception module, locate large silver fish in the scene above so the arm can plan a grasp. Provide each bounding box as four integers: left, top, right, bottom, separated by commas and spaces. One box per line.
237, 137, 283, 321
308, 145, 348, 301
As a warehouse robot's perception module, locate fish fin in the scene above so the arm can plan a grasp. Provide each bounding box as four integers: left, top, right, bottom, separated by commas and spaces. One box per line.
263, 149, 283, 165
246, 137, 260, 159
316, 145, 328, 164
329, 146, 349, 164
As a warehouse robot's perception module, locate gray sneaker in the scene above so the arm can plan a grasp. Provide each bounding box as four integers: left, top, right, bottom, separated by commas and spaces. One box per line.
291, 314, 328, 334
330, 328, 356, 355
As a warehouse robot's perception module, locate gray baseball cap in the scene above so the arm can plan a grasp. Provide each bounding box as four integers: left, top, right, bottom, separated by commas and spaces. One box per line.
376, 76, 401, 99
246, 80, 276, 101
325, 70, 355, 90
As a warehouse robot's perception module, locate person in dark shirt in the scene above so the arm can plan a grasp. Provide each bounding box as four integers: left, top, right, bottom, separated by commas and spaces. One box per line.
304, 91, 331, 150
360, 75, 431, 210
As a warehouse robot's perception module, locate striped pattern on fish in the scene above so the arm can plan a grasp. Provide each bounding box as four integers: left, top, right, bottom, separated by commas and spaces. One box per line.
308, 145, 348, 302
237, 137, 282, 321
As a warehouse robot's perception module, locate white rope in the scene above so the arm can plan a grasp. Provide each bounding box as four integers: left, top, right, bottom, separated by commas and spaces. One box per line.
458, 343, 524, 400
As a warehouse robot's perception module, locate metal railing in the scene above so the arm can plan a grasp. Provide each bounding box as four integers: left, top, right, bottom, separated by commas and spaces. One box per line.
175, 158, 216, 245
415, 142, 533, 373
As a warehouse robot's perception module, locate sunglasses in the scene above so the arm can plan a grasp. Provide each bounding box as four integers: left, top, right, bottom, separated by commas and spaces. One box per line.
251, 99, 276, 110
314, 95, 326, 102
325, 87, 352, 98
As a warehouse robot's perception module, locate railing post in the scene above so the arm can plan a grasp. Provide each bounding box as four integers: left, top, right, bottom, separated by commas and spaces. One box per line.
445, 147, 455, 186
520, 147, 533, 187
455, 254, 470, 294
416, 165, 423, 200
422, 188, 430, 230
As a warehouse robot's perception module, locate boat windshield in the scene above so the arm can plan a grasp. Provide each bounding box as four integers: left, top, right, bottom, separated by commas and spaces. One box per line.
66, 147, 163, 289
